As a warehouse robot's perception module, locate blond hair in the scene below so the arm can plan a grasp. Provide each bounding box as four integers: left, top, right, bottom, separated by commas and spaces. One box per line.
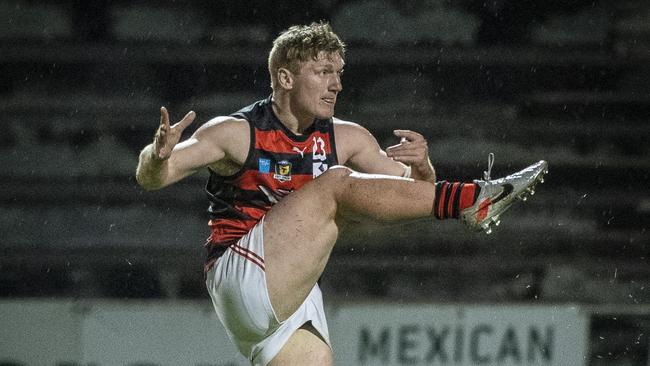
268, 22, 346, 89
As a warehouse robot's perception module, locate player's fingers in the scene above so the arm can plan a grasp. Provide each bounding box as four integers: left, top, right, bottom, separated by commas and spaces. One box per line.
387, 150, 422, 161
160, 106, 170, 131
386, 146, 412, 157
390, 155, 420, 165
155, 123, 167, 143
386, 142, 425, 155
385, 143, 401, 152
385, 147, 407, 158
393, 129, 424, 142
172, 111, 196, 131
153, 127, 164, 147
386, 139, 419, 150
152, 134, 166, 160
389, 150, 421, 158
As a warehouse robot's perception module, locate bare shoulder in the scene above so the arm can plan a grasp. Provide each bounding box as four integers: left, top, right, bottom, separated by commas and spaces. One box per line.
333, 117, 376, 142
189, 115, 250, 173
196, 116, 249, 139
334, 117, 366, 132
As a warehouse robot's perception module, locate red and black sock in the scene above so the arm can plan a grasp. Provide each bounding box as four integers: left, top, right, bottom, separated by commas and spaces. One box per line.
433, 181, 480, 219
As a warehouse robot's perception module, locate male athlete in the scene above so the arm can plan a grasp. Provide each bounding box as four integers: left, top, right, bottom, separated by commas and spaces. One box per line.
136, 22, 547, 366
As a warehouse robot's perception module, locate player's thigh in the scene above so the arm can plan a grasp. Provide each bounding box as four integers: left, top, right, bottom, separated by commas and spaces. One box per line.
263, 167, 348, 320
268, 323, 333, 366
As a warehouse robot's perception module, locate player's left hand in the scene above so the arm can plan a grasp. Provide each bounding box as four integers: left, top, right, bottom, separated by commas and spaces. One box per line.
386, 130, 435, 181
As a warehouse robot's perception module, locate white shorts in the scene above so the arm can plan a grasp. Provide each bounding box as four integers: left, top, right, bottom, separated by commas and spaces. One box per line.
205, 218, 331, 365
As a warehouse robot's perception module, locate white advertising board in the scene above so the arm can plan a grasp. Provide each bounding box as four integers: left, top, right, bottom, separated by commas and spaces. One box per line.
0, 300, 81, 365
0, 300, 246, 366
0, 301, 587, 366
329, 304, 588, 366
79, 301, 248, 366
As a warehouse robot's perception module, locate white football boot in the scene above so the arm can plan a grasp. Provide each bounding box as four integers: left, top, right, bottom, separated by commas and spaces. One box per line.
460, 153, 548, 234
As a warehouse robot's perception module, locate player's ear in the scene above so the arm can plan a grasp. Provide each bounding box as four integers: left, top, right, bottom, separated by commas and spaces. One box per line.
277, 68, 294, 90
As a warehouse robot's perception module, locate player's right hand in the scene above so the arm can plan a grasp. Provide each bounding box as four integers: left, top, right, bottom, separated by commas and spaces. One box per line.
151, 107, 196, 160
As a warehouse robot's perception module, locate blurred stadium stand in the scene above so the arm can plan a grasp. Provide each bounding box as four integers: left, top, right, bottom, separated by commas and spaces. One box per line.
0, 0, 648, 322
3, 1, 650, 363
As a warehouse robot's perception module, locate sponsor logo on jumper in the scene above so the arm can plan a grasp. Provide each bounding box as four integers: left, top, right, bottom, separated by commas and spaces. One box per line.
292, 146, 307, 158
274, 160, 292, 182
312, 136, 328, 178
258, 158, 271, 173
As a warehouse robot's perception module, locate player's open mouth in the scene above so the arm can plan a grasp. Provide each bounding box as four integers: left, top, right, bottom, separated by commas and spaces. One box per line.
322, 97, 335, 105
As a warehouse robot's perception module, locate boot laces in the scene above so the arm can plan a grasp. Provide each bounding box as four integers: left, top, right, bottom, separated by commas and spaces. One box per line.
483, 153, 495, 181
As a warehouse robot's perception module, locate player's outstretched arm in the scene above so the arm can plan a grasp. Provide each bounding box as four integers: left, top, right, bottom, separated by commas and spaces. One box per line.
135, 107, 228, 190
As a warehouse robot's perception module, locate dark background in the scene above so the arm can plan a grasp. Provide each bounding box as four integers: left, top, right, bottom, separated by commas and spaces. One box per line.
0, 0, 649, 363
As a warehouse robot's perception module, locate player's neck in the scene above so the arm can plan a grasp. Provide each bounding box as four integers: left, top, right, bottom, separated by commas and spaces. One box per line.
271, 94, 314, 135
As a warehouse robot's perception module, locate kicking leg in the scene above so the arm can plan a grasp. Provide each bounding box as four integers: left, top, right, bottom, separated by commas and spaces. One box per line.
263, 166, 435, 321
262, 159, 547, 363
261, 166, 435, 364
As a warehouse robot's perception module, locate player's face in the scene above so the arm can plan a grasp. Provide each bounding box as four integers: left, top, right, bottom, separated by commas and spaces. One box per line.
292, 51, 344, 120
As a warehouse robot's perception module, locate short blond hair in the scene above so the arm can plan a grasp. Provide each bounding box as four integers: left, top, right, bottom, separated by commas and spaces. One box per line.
268, 22, 346, 89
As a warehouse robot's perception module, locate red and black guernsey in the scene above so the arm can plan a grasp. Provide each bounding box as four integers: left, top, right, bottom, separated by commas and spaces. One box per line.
204, 96, 338, 268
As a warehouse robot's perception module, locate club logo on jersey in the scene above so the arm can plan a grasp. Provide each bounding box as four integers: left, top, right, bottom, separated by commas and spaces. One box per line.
274, 160, 292, 182
312, 136, 328, 178
258, 158, 271, 173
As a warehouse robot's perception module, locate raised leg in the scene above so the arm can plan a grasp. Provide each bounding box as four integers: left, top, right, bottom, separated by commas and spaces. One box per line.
263, 166, 435, 320
261, 166, 435, 364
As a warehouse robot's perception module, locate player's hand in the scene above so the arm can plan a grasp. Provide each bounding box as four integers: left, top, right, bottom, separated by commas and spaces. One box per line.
151, 107, 196, 160
385, 129, 435, 180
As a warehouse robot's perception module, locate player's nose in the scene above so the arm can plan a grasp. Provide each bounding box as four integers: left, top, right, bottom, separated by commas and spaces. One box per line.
329, 74, 342, 92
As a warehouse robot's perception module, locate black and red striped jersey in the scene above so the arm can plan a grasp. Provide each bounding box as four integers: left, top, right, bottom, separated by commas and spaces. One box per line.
204, 96, 338, 266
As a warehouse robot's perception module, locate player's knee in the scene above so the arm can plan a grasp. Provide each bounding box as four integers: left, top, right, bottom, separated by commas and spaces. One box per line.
315, 166, 355, 191
318, 165, 354, 182
308, 166, 355, 202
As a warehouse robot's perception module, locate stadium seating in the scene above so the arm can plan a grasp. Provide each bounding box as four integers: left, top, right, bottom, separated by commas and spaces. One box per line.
331, 0, 479, 46
0, 1, 73, 41
110, 4, 209, 44
0, 1, 648, 313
